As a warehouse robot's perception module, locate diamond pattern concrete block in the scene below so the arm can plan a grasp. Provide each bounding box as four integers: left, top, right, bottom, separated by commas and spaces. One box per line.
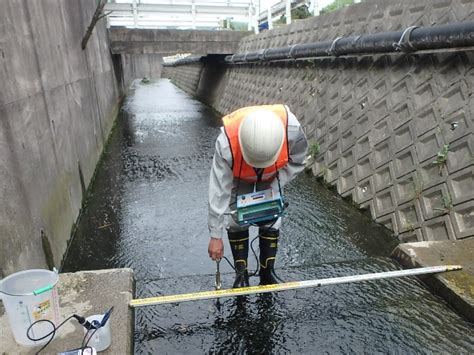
373, 137, 392, 168
391, 79, 411, 108
394, 172, 419, 205
312, 155, 326, 177
340, 127, 356, 153
392, 101, 413, 130
447, 166, 474, 205
356, 155, 373, 182
317, 135, 328, 155
436, 52, 466, 89
374, 187, 396, 217
450, 200, 474, 239
355, 133, 371, 160
315, 119, 327, 140
421, 215, 455, 241
354, 177, 374, 204
420, 183, 450, 220
325, 160, 339, 184
355, 113, 370, 138
370, 79, 389, 105
326, 141, 340, 164
446, 134, 474, 174
413, 81, 438, 113
376, 212, 399, 236
360, 200, 377, 220
356, 97, 370, 120
371, 115, 392, 145
441, 109, 472, 144
394, 147, 417, 178
393, 121, 414, 154
413, 106, 440, 138
452, 0, 474, 22
415, 128, 444, 163
340, 148, 355, 173
398, 228, 423, 243
374, 162, 395, 193
354, 76, 370, 100
396, 200, 423, 233
438, 81, 469, 118
327, 122, 340, 146
417, 153, 449, 189
340, 109, 354, 134
372, 96, 391, 120
337, 168, 355, 195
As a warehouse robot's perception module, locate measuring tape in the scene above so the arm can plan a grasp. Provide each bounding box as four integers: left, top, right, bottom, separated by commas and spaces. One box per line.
129, 265, 462, 308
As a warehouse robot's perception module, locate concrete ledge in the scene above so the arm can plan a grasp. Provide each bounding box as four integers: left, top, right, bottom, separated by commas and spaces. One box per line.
0, 268, 134, 354
391, 239, 474, 322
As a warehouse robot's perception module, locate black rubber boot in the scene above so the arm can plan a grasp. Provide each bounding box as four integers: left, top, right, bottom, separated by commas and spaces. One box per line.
258, 227, 282, 285
228, 229, 250, 288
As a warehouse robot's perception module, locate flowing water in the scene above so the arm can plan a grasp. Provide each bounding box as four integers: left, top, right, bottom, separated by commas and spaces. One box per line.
62, 79, 474, 354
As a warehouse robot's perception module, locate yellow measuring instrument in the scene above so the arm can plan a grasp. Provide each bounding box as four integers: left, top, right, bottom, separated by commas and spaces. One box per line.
129, 265, 462, 308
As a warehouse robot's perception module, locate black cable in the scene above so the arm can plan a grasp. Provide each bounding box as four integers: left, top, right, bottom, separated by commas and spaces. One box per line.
248, 234, 260, 277
26, 313, 109, 354
26, 315, 75, 355
81, 327, 92, 350
82, 326, 101, 351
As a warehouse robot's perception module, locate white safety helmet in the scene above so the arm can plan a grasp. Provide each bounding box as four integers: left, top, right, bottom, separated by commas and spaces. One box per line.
238, 109, 285, 168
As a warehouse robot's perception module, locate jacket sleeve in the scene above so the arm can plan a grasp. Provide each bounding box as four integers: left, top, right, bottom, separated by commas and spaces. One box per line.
271, 109, 308, 191
208, 130, 234, 239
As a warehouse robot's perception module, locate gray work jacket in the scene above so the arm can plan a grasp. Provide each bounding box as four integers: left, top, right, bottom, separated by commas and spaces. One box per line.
208, 107, 308, 239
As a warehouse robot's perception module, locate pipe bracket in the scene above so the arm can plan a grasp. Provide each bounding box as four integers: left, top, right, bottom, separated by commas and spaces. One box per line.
288, 44, 298, 59
394, 25, 419, 53
327, 37, 343, 56
258, 48, 268, 61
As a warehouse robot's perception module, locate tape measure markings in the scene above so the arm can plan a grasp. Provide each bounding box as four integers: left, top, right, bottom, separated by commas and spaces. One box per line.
130, 265, 462, 307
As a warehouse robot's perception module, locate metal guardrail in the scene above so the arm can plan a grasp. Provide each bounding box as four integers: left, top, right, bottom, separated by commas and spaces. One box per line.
105, 0, 254, 29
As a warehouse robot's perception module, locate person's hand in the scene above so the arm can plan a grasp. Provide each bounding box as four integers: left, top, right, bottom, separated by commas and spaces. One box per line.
208, 237, 224, 260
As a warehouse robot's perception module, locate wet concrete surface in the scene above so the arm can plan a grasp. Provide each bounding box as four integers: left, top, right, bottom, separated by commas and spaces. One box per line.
393, 239, 474, 322
62, 79, 474, 354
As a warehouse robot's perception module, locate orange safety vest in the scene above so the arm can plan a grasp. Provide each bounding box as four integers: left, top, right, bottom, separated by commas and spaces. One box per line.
222, 105, 289, 183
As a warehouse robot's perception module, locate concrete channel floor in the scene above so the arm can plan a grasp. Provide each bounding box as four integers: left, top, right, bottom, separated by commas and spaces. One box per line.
0, 269, 134, 354
392, 238, 474, 323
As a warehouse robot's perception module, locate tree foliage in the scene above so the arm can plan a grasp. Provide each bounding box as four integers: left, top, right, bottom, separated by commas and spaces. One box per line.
276, 5, 312, 24
321, 0, 354, 14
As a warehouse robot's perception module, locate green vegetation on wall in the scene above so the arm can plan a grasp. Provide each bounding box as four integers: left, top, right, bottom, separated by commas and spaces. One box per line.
276, 5, 312, 24
321, 0, 355, 14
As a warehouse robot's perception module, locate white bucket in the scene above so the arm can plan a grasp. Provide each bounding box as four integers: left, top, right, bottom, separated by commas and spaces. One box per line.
0, 269, 60, 346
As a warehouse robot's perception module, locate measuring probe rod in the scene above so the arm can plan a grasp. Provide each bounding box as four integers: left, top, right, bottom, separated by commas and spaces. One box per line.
130, 265, 462, 308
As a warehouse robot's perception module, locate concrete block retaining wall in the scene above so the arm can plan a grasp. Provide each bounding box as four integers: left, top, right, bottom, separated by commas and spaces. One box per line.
163, 0, 474, 243
0, 0, 121, 275
163, 64, 204, 97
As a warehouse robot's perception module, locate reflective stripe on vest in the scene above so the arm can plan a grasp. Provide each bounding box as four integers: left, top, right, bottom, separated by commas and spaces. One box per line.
222, 105, 289, 183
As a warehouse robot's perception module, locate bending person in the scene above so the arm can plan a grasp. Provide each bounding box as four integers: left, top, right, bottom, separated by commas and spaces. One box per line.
208, 105, 308, 288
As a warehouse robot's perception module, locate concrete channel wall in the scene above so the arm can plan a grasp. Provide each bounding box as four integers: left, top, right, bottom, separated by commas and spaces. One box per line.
162, 0, 474, 243
0, 0, 121, 276
119, 53, 164, 90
